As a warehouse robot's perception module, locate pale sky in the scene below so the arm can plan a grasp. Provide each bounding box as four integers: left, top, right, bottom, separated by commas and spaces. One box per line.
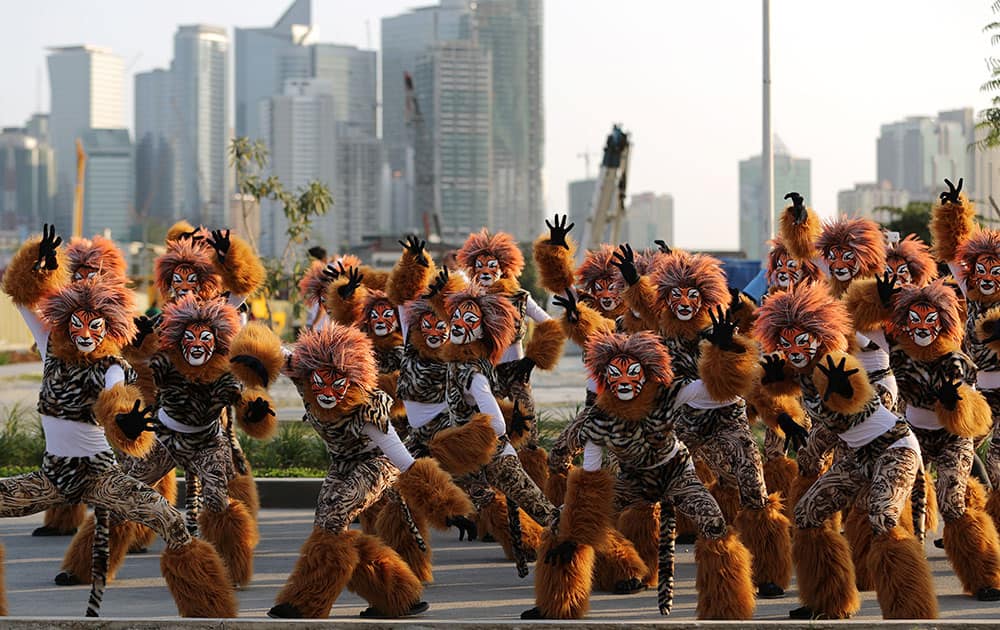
1, 0, 996, 250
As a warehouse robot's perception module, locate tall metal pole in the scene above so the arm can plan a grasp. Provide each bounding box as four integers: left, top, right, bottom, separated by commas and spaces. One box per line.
761, 0, 773, 266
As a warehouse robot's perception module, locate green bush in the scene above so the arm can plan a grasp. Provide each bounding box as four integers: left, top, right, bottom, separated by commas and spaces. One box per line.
239, 421, 327, 470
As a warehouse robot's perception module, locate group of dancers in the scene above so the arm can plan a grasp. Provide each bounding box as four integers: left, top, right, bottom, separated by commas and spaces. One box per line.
0, 175, 998, 620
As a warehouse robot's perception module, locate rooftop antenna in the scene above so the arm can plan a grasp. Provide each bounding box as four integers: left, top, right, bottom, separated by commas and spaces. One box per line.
576, 150, 592, 179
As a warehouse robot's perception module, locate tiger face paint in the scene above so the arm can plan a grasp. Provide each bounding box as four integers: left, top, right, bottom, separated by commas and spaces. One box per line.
170, 264, 200, 299
72, 265, 99, 282
181, 323, 215, 366
310, 368, 349, 409
667, 286, 701, 321
472, 255, 502, 287
771, 253, 801, 289
419, 311, 448, 349
69, 310, 106, 353
605, 355, 646, 401
972, 255, 1000, 296
826, 245, 860, 282
450, 300, 484, 345
906, 303, 941, 347
778, 327, 820, 369
367, 300, 398, 337
885, 257, 913, 287
591, 278, 623, 312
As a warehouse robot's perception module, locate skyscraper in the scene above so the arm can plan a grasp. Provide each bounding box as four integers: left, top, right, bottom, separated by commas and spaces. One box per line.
626, 192, 674, 248
79, 128, 132, 242
170, 25, 229, 227
311, 44, 378, 137
134, 68, 174, 224
567, 178, 597, 229
46, 45, 124, 228
0, 126, 56, 230
877, 113, 968, 201
738, 136, 811, 261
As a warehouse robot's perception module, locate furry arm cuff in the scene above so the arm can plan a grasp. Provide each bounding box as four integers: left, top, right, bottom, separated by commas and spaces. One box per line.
396, 457, 473, 530
215, 234, 265, 297
229, 322, 283, 388
95, 382, 154, 457
235, 387, 278, 439
560, 301, 616, 348
811, 351, 875, 415
936, 384, 992, 438
387, 250, 435, 306
523, 319, 565, 370
533, 235, 576, 295
2, 237, 68, 307
844, 278, 891, 332
778, 204, 821, 261
325, 277, 367, 325
931, 197, 976, 263
621, 276, 661, 332
428, 412, 498, 475
697, 334, 760, 401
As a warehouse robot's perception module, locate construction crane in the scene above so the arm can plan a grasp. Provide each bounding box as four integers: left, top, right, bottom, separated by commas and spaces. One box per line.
576, 125, 630, 263
404, 72, 441, 243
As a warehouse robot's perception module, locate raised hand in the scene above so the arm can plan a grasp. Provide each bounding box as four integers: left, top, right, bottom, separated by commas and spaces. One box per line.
34, 223, 62, 271
545, 214, 574, 250
729, 287, 746, 313
936, 380, 962, 411
760, 355, 787, 385
611, 243, 639, 286
322, 260, 347, 281
654, 239, 672, 254
133, 316, 156, 348
876, 271, 900, 308
817, 355, 859, 402
940, 177, 964, 205
552, 289, 579, 323
178, 228, 204, 243
509, 401, 534, 437
545, 540, 579, 565
446, 514, 478, 541
338, 266, 364, 299
701, 305, 744, 353
244, 397, 275, 424
422, 267, 450, 299
208, 229, 231, 262
115, 400, 155, 440
784, 192, 806, 225
398, 235, 429, 267
776, 412, 808, 452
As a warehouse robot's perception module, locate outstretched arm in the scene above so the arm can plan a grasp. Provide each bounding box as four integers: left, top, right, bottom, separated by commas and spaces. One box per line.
386, 236, 436, 306
532, 214, 577, 295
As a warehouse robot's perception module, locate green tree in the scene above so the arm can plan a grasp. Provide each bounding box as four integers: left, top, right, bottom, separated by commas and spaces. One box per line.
979, 1, 1000, 149
877, 201, 932, 243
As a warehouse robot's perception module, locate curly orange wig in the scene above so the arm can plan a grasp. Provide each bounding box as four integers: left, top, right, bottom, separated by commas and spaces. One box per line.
816, 217, 886, 278
39, 278, 136, 348
65, 235, 127, 283
584, 330, 673, 394
576, 244, 624, 291
633, 247, 665, 276
298, 260, 331, 309
755, 283, 850, 358
285, 323, 378, 394
886, 234, 937, 287
956, 229, 1000, 283
766, 237, 820, 287
444, 288, 518, 363
651, 251, 729, 310
159, 295, 240, 356
154, 239, 220, 300
457, 229, 525, 278
889, 279, 962, 347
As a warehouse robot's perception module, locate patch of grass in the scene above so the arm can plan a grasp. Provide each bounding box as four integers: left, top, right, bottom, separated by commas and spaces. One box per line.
0, 465, 39, 477
238, 422, 327, 470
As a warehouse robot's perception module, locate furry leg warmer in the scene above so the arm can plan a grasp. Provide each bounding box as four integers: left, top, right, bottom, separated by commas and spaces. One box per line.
943, 507, 1000, 594
160, 538, 238, 618
518, 446, 549, 493
868, 526, 938, 619
198, 500, 259, 587
58, 517, 142, 584
227, 471, 260, 518
274, 528, 360, 618
532, 530, 595, 619
375, 498, 433, 583
733, 494, 792, 589
592, 527, 648, 593
987, 489, 1000, 536
763, 456, 798, 520
792, 526, 860, 619
479, 492, 542, 562
347, 532, 424, 617
545, 467, 569, 506
38, 503, 86, 535
844, 502, 874, 591
694, 531, 755, 620
618, 503, 660, 586
359, 495, 388, 536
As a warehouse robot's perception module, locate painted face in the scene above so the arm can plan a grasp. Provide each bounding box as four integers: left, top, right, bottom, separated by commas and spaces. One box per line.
419, 311, 448, 349
605, 355, 646, 401
68, 310, 106, 354
310, 368, 349, 409
72, 265, 99, 282
906, 303, 941, 347
170, 264, 200, 299
973, 255, 1000, 296
778, 327, 820, 369
473, 255, 502, 287
886, 257, 912, 287
591, 278, 623, 312
367, 300, 398, 337
450, 300, 484, 345
667, 286, 702, 321
771, 253, 801, 289
181, 323, 215, 366
826, 246, 860, 282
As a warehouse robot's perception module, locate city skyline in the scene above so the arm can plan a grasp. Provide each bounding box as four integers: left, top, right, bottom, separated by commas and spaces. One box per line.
2, 0, 996, 252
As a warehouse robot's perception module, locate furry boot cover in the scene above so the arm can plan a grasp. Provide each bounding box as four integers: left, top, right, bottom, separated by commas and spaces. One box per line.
710, 482, 741, 525
518, 446, 549, 493
844, 502, 874, 591
359, 495, 388, 536
618, 502, 660, 587
533, 529, 595, 619
943, 507, 1000, 594
160, 538, 238, 618
198, 500, 259, 587
792, 526, 860, 619
395, 457, 473, 529
59, 517, 142, 583
131, 471, 178, 551
733, 494, 792, 589
694, 532, 755, 620
987, 489, 1000, 536
479, 492, 542, 561
545, 467, 568, 506
763, 456, 798, 520
868, 526, 938, 619
347, 532, 424, 617
375, 498, 433, 583
41, 503, 86, 534
227, 471, 260, 518
274, 528, 360, 618
592, 527, 648, 592
968, 478, 988, 511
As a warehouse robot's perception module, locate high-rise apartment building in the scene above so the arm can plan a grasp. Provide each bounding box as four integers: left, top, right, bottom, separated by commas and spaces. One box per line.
79, 128, 132, 242
836, 181, 910, 223
312, 44, 377, 137
738, 136, 811, 261
567, 178, 597, 230
626, 192, 674, 249
0, 127, 56, 230
134, 68, 174, 223
877, 111, 969, 201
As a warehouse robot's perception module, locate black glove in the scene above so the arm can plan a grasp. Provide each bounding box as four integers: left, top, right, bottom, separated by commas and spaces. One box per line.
307, 246, 327, 261
729, 287, 746, 314
422, 267, 449, 299
338, 266, 364, 299
133, 316, 156, 348
545, 214, 574, 250
552, 289, 579, 324
446, 515, 478, 541
208, 229, 231, 263
178, 227, 204, 243
760, 355, 787, 385
231, 355, 270, 387
115, 400, 155, 440
817, 355, 858, 402
876, 271, 900, 309
509, 400, 533, 437
611, 243, 639, 286
244, 397, 275, 424
510, 357, 536, 383
784, 192, 806, 225
545, 540, 578, 565
776, 412, 808, 452
34, 223, 62, 271
654, 239, 671, 254
700, 305, 744, 353
322, 260, 347, 281
936, 380, 962, 411
398, 235, 429, 267
940, 177, 963, 205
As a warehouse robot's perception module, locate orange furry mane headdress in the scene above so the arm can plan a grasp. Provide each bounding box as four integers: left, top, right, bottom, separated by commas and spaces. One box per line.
285, 323, 378, 393
766, 237, 820, 286
956, 229, 1000, 281
651, 251, 729, 310
889, 279, 961, 346
886, 234, 937, 286
154, 239, 220, 299
576, 244, 624, 290
755, 283, 850, 357
816, 217, 885, 278
584, 330, 673, 394
159, 295, 240, 356
65, 235, 127, 283
634, 247, 664, 276
457, 229, 525, 278
39, 278, 136, 347
444, 288, 518, 363
298, 260, 331, 309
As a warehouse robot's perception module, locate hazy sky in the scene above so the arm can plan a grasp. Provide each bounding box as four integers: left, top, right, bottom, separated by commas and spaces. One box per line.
1, 0, 996, 250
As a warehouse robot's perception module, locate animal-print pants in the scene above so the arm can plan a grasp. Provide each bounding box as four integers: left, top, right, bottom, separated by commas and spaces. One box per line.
911, 425, 974, 523
495, 361, 538, 443
315, 456, 399, 533
980, 389, 1000, 489
458, 440, 558, 526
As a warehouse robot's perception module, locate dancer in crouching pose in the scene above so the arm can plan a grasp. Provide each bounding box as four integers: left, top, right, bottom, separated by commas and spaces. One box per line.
0, 225, 236, 618
268, 323, 473, 619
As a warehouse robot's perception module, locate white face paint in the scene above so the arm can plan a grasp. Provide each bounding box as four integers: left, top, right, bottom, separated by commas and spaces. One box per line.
181, 325, 215, 366
450, 301, 485, 345
473, 255, 502, 287
69, 311, 106, 354
606, 356, 646, 401
778, 329, 820, 369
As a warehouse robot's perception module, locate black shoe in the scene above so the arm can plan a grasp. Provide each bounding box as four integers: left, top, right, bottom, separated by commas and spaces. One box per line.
933, 537, 944, 549
976, 587, 1000, 602
32, 525, 76, 537
127, 547, 148, 555
54, 571, 81, 586
613, 577, 647, 595
675, 532, 697, 545
521, 606, 545, 619
267, 603, 302, 619
758, 582, 785, 599
481, 532, 496, 543
789, 606, 822, 619
359, 600, 429, 618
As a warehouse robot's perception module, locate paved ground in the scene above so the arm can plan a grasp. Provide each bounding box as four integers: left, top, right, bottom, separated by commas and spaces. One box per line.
3, 509, 1000, 621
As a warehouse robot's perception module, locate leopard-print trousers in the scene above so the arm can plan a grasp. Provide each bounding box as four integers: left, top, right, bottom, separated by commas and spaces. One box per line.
315, 455, 399, 533
458, 439, 558, 526
495, 361, 538, 444
980, 390, 1000, 489
912, 425, 974, 523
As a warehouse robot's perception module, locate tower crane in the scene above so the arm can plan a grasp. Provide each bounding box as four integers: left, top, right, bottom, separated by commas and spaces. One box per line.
576, 125, 630, 264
